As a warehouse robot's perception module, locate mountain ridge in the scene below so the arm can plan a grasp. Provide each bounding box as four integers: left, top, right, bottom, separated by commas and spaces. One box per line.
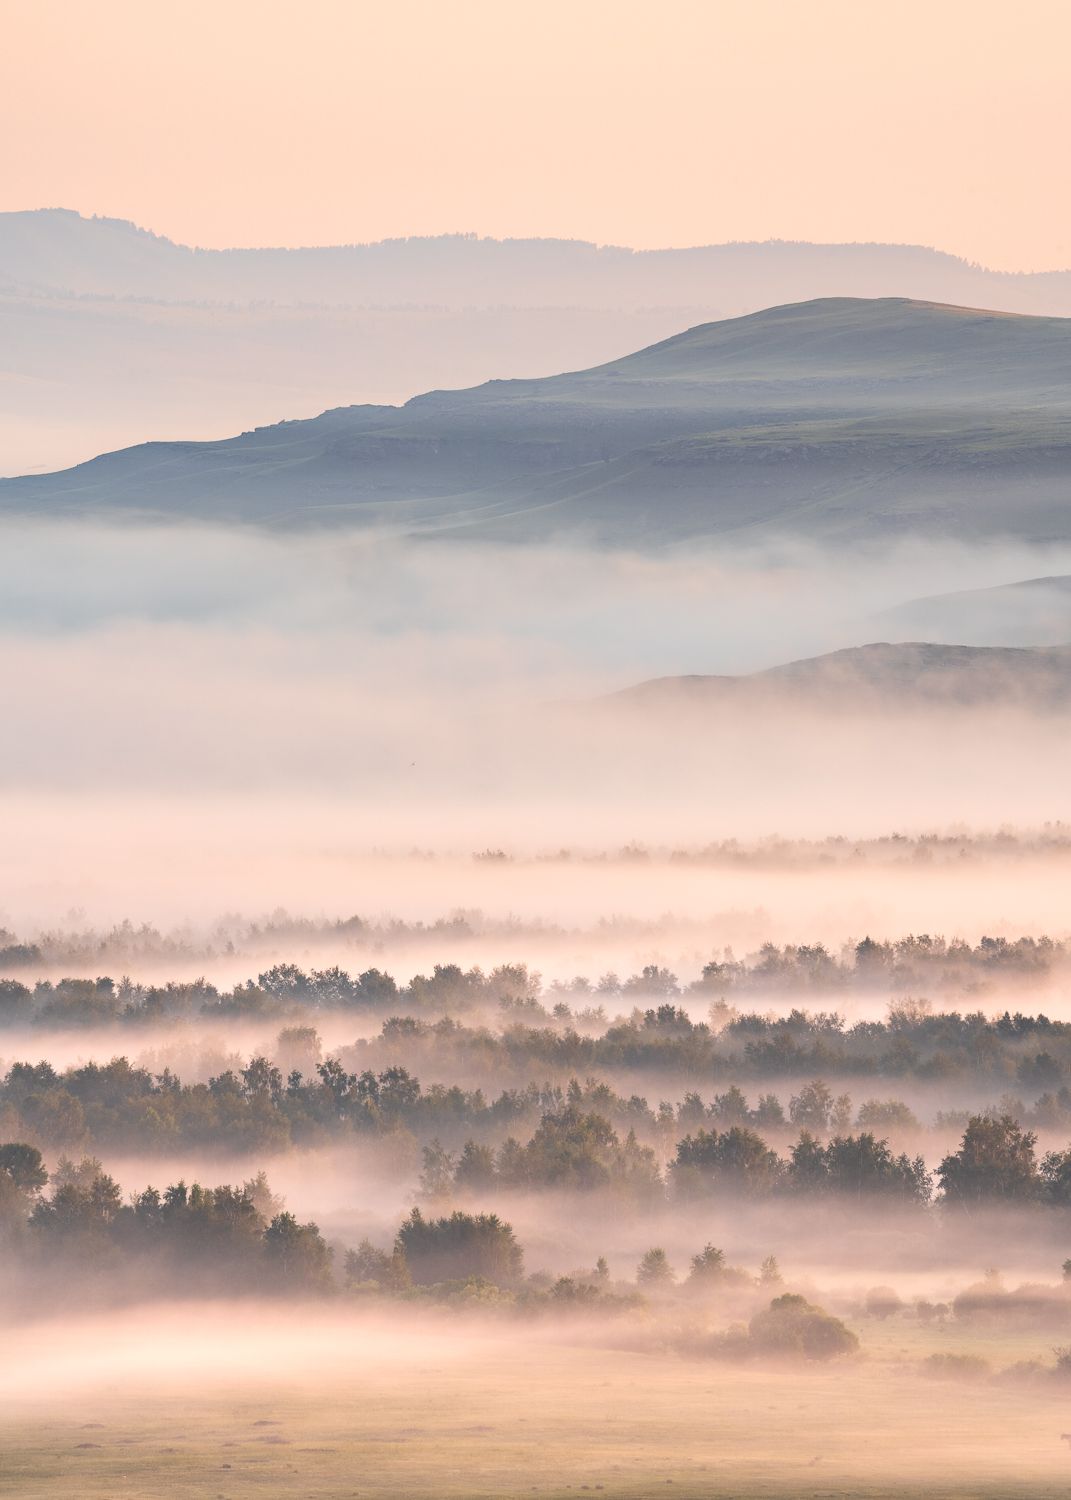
9, 210, 1071, 482
8, 210, 1071, 309
3, 296, 1070, 548
610, 641, 1071, 712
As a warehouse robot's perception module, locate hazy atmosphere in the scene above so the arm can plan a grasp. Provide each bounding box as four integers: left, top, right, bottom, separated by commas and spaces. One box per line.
4, 4, 1071, 1498
4, 0, 1070, 268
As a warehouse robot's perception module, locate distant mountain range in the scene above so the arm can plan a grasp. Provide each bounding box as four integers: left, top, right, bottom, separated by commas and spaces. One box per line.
612, 642, 1071, 712
4, 295, 1071, 548
5, 208, 1071, 478
7, 210, 1071, 310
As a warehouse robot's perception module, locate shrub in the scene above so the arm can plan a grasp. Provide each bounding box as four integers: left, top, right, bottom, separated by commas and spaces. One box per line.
747, 1293, 858, 1361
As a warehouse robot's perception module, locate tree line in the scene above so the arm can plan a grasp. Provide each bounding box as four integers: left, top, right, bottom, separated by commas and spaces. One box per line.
1, 931, 1067, 1029
5, 1036, 1071, 1169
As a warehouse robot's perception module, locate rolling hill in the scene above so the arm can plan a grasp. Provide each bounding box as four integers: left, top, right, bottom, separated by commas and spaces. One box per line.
611, 642, 1071, 713
868, 575, 1071, 648
3, 296, 1071, 547
13, 209, 1071, 479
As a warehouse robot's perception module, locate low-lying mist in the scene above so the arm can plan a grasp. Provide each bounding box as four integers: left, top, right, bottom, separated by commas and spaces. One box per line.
4, 830, 1071, 978
7, 1298, 1071, 1498
2, 521, 1070, 919
6, 519, 1071, 1495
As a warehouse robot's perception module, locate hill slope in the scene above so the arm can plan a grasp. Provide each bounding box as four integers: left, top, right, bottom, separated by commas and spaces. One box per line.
613, 642, 1071, 712
3, 297, 1071, 546
869, 575, 1071, 648
11, 209, 1071, 479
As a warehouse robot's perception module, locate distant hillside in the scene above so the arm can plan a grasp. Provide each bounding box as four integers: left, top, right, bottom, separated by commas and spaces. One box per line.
613, 642, 1071, 712
869, 576, 1071, 649
6, 210, 1071, 310
4, 296, 1071, 548
5, 209, 1071, 478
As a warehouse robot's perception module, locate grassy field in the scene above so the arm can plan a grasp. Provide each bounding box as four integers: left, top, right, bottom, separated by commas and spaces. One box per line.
4, 1310, 1071, 1499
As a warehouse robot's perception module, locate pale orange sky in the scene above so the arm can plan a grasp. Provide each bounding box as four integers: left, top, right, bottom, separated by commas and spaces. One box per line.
2, 0, 1069, 270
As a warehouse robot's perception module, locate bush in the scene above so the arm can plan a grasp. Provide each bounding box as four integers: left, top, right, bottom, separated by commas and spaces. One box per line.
865, 1285, 904, 1319
747, 1293, 858, 1361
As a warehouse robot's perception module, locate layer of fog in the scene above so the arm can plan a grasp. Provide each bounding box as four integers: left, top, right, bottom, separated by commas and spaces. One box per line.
7, 1302, 1069, 1500
3, 522, 1071, 931
6, 833, 1071, 977
7, 521, 1071, 657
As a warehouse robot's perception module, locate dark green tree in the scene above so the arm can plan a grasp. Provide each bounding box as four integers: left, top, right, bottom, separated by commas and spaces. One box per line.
396, 1207, 523, 1286
0, 1142, 48, 1193
671, 1125, 781, 1198
263, 1212, 333, 1291
938, 1115, 1040, 1205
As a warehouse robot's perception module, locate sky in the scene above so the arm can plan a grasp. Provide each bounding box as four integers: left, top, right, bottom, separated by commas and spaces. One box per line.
2, 0, 1068, 270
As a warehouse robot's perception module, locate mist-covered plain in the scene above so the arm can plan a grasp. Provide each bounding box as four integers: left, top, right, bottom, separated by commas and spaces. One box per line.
6, 295, 1071, 1497
8, 0, 1071, 1481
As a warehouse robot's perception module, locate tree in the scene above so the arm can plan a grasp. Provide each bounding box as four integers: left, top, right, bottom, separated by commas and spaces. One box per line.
550, 1276, 601, 1306
856, 1099, 920, 1133
753, 1093, 786, 1128
241, 1170, 284, 1220
0, 1142, 47, 1193
257, 964, 311, 1001
396, 1208, 523, 1286
274, 1027, 322, 1079
353, 968, 399, 1007
454, 1140, 497, 1191
759, 1255, 782, 1285
241, 1057, 284, 1103
786, 1130, 930, 1202
789, 1080, 834, 1133
787, 1132, 828, 1192
938, 1115, 1040, 1205
830, 1094, 853, 1134
671, 1126, 781, 1198
0, 979, 32, 1024
344, 1238, 411, 1290
0, 1168, 27, 1246
316, 1057, 358, 1118
709, 1086, 750, 1126
495, 1137, 526, 1186
1039, 1148, 1071, 1206
821, 1134, 931, 1203
623, 966, 680, 999
419, 1140, 456, 1199
637, 1247, 675, 1286
30, 1162, 123, 1256
263, 1212, 333, 1291
518, 1108, 661, 1199
687, 1244, 727, 1285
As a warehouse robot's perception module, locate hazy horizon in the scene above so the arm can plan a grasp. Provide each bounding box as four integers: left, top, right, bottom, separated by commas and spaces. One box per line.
9, 207, 1071, 272
3, 0, 1070, 273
